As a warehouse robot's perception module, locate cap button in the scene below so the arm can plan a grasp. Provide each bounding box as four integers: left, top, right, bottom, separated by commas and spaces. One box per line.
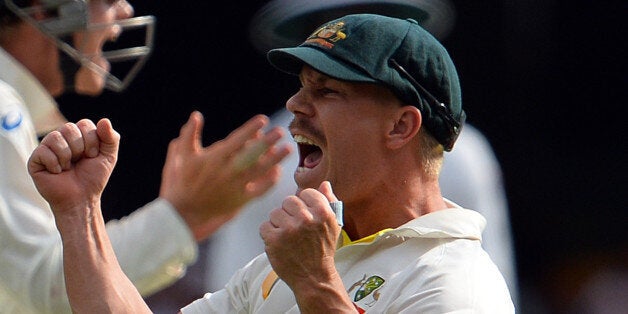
406, 18, 419, 25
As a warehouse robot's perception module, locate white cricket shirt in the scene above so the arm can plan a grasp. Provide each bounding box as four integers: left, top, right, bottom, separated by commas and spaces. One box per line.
182, 205, 514, 313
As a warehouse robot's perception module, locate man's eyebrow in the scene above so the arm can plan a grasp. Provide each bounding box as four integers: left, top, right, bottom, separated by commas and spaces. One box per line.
298, 71, 328, 87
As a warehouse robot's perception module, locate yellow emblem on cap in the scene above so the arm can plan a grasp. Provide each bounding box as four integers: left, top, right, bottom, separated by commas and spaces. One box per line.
304, 21, 346, 49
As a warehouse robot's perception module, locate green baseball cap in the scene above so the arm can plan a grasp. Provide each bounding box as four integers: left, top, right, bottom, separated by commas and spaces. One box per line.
267, 13, 465, 151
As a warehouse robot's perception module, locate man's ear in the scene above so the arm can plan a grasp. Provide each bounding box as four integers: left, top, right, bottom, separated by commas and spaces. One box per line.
386, 106, 422, 150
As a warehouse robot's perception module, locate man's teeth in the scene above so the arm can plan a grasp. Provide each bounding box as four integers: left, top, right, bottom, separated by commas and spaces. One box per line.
293, 134, 316, 145
294, 134, 319, 173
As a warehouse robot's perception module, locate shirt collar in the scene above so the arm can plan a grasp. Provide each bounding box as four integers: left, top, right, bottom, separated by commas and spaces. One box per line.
389, 199, 486, 241
340, 199, 486, 247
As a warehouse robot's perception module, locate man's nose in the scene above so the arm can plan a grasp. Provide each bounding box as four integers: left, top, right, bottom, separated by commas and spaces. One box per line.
115, 0, 134, 19
286, 89, 314, 117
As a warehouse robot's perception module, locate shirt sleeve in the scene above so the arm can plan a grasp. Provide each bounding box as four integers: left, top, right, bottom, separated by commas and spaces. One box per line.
0, 90, 72, 313
107, 198, 198, 296
181, 290, 240, 314
181, 253, 273, 314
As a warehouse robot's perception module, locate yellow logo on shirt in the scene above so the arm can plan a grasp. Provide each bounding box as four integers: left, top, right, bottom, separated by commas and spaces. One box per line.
261, 270, 279, 300
347, 274, 385, 309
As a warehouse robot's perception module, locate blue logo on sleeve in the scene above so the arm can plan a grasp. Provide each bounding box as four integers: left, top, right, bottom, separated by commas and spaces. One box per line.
2, 111, 23, 130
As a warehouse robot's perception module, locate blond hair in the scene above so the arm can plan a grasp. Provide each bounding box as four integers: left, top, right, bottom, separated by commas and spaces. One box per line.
419, 127, 444, 178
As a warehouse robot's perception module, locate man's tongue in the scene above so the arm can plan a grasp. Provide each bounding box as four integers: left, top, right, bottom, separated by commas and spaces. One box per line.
303, 150, 322, 169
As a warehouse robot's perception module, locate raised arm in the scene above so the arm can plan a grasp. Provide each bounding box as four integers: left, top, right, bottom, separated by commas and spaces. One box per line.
28, 112, 291, 312
28, 118, 151, 313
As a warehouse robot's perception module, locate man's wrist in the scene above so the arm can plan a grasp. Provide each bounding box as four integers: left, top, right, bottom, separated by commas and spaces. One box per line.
52, 199, 102, 235
292, 272, 356, 313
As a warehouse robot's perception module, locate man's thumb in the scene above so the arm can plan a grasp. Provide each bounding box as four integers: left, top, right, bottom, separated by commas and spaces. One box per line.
179, 111, 204, 152
96, 118, 120, 160
318, 181, 339, 202
318, 181, 343, 227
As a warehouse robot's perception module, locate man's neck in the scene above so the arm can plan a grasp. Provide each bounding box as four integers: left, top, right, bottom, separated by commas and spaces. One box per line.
340, 177, 446, 240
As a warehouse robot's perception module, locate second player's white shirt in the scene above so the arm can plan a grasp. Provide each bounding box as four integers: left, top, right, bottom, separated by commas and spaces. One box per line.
184, 205, 514, 313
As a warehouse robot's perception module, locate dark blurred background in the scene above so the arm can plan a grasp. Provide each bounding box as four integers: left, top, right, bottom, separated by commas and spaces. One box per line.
58, 0, 626, 313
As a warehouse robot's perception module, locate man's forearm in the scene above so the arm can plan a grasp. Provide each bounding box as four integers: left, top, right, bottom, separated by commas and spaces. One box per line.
55, 200, 152, 313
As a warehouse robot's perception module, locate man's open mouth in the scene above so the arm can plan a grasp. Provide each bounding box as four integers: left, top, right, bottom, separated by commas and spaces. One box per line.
294, 134, 323, 172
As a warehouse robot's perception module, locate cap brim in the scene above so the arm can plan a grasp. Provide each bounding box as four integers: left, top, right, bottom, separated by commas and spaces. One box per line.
249, 0, 456, 54
268, 46, 377, 83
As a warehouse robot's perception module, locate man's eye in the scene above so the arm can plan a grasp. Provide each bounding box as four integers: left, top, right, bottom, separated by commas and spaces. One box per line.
319, 87, 338, 95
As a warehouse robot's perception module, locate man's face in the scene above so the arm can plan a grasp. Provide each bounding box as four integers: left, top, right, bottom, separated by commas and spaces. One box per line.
287, 66, 401, 202
73, 0, 134, 95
